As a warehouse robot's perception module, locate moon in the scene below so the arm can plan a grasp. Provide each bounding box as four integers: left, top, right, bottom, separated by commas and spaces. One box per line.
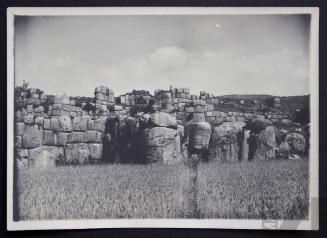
215, 24, 221, 28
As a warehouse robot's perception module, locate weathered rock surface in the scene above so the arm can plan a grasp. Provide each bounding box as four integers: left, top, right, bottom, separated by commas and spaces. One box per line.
24, 115, 34, 124
88, 143, 103, 159
150, 112, 177, 129
208, 122, 245, 162
35, 116, 44, 126
14, 84, 299, 167
142, 127, 181, 164
58, 116, 72, 132
16, 122, 25, 136
29, 146, 64, 169
22, 125, 43, 148
56, 132, 70, 146
65, 143, 90, 164
85, 130, 102, 143
94, 117, 107, 132
285, 133, 306, 153
68, 132, 86, 143
72, 116, 89, 131
253, 126, 276, 160
241, 130, 250, 161
43, 130, 55, 145
188, 122, 211, 152
15, 136, 22, 148
50, 117, 60, 131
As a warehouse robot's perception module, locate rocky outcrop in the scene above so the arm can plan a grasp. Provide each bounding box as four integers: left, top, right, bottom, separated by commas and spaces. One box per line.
208, 122, 245, 162
253, 126, 276, 160
285, 133, 306, 154
142, 127, 181, 164
14, 85, 299, 168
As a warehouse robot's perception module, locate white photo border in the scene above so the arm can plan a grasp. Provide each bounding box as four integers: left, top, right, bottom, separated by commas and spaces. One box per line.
6, 7, 320, 231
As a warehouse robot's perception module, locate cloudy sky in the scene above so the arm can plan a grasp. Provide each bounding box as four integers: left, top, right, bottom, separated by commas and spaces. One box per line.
14, 14, 310, 97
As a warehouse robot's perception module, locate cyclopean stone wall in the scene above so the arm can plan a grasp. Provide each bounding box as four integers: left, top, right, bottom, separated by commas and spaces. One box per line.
14, 85, 307, 169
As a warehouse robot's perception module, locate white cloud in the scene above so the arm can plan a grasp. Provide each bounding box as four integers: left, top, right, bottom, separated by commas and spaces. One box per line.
18, 46, 308, 97
96, 45, 309, 96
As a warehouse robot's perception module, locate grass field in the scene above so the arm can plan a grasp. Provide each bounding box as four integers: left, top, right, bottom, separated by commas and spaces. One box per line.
198, 160, 309, 219
16, 159, 309, 220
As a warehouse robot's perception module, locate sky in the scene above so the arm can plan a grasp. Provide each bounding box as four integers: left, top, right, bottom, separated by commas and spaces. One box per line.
14, 14, 310, 97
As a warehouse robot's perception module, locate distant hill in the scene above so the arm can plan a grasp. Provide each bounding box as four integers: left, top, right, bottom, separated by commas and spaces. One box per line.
217, 94, 274, 101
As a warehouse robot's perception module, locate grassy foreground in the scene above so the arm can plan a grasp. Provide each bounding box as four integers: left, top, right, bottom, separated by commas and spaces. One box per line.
16, 159, 309, 220
197, 160, 309, 219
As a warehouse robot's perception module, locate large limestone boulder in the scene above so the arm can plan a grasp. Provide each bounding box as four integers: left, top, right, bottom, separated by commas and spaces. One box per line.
88, 144, 103, 159
253, 126, 276, 161
16, 122, 25, 136
95, 117, 107, 132
143, 127, 177, 147
58, 116, 72, 132
43, 130, 55, 145
68, 132, 86, 143
188, 122, 212, 152
22, 125, 43, 148
85, 130, 102, 143
56, 132, 70, 146
142, 127, 181, 164
285, 133, 306, 154
150, 112, 177, 129
208, 122, 245, 162
29, 146, 64, 169
65, 143, 90, 164
72, 116, 89, 131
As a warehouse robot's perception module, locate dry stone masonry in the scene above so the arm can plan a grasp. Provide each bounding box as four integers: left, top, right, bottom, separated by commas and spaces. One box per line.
14, 85, 309, 169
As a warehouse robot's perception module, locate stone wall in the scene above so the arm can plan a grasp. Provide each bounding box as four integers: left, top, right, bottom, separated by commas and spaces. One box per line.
14, 85, 305, 169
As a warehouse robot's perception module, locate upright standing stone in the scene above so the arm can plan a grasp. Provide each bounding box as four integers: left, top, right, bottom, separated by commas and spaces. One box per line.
188, 122, 211, 153
142, 127, 181, 164
253, 126, 276, 161
208, 122, 245, 162
241, 130, 250, 161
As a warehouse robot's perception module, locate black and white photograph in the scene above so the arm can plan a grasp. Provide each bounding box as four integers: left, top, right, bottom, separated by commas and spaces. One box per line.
7, 7, 319, 230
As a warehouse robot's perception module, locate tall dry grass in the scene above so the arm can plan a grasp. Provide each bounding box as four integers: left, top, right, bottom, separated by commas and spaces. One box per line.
16, 160, 309, 220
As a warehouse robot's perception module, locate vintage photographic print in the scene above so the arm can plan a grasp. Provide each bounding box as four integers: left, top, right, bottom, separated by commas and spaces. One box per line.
7, 7, 319, 230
